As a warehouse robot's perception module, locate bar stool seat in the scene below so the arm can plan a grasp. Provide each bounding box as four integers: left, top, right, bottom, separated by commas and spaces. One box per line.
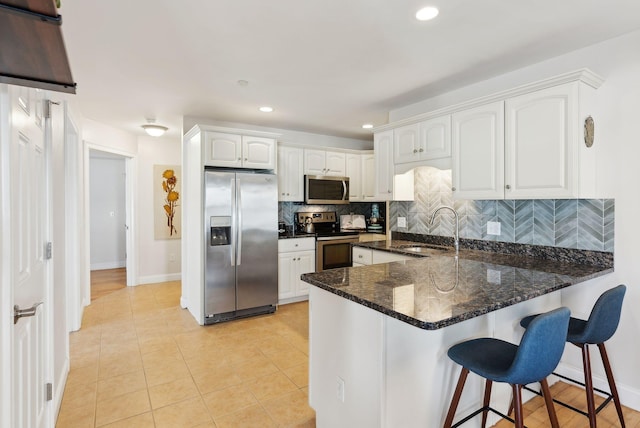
444, 307, 570, 428
520, 284, 626, 428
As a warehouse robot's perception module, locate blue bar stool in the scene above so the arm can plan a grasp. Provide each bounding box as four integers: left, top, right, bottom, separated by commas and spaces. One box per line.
520, 284, 626, 428
443, 307, 570, 428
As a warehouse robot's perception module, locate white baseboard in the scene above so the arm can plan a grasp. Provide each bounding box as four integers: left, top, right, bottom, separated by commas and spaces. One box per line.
137, 273, 181, 285
278, 295, 309, 305
90, 261, 125, 270
53, 357, 69, 423
556, 361, 640, 411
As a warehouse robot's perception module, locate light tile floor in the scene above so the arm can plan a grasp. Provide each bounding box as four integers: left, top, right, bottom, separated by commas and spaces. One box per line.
56, 281, 315, 427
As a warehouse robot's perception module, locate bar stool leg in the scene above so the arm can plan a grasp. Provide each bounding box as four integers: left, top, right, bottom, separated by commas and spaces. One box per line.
444, 368, 469, 428
512, 384, 524, 428
481, 380, 492, 428
540, 378, 559, 428
580, 344, 598, 428
598, 343, 626, 427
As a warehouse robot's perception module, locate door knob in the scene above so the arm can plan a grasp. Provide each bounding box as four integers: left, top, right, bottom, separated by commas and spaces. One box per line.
14, 302, 43, 325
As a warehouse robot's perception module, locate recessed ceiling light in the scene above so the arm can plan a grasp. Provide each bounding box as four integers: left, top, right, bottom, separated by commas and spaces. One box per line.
237, 80, 249, 87
362, 124, 373, 129
259, 106, 274, 113
416, 6, 439, 21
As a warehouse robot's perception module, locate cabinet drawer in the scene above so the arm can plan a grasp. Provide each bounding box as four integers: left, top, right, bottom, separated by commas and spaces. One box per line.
278, 237, 315, 253
352, 247, 372, 265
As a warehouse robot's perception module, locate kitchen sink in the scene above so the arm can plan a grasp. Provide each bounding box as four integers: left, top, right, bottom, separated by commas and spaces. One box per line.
398, 244, 450, 253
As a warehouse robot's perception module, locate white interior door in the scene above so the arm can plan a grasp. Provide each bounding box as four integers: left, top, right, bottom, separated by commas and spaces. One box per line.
7, 86, 51, 428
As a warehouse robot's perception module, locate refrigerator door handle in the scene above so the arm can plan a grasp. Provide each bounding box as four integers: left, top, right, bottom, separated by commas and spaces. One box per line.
230, 177, 236, 267
236, 179, 242, 266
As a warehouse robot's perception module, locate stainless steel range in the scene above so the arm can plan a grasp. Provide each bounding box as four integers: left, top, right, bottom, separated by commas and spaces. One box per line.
295, 211, 360, 271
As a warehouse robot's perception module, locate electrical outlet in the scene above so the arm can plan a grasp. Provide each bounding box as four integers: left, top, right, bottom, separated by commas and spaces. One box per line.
397, 217, 407, 228
336, 376, 345, 402
487, 221, 501, 235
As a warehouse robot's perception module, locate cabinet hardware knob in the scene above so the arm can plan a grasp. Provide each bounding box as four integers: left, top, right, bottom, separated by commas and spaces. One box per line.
237, 157, 241, 161
358, 255, 363, 258
452, 187, 456, 191
295, 244, 298, 247
419, 148, 424, 152
505, 184, 511, 190
388, 190, 392, 193
286, 193, 290, 196
413, 149, 418, 153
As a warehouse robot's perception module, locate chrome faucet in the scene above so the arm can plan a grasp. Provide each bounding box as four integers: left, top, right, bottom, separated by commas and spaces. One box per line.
428, 206, 460, 254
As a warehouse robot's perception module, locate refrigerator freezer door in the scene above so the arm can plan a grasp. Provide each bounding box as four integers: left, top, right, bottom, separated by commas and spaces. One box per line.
204, 171, 237, 316
236, 172, 278, 310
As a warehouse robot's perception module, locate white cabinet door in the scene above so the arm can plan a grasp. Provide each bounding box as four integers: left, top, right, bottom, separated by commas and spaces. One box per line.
361, 154, 377, 201
505, 84, 577, 199
278, 253, 296, 300
242, 136, 275, 169
304, 149, 327, 175
393, 123, 421, 164
371, 250, 411, 264
420, 115, 451, 160
325, 151, 346, 176
346, 153, 362, 201
277, 146, 304, 201
296, 250, 315, 295
374, 130, 394, 200
203, 132, 242, 167
452, 102, 505, 200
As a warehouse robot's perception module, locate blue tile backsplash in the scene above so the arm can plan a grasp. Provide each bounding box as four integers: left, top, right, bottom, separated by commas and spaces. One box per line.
390, 167, 614, 252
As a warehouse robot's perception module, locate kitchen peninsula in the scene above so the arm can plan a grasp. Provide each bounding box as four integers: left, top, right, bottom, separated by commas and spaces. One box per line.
301, 242, 613, 428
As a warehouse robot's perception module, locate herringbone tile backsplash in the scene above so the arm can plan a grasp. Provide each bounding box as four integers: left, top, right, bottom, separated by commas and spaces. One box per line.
390, 167, 614, 252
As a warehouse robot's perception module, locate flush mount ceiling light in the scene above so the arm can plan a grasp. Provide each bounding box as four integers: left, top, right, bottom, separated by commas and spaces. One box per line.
259, 106, 274, 113
416, 6, 439, 21
141, 119, 168, 137
362, 124, 373, 129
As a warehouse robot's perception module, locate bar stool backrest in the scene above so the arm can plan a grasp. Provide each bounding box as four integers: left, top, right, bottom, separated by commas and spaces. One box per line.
507, 307, 570, 385
579, 284, 626, 345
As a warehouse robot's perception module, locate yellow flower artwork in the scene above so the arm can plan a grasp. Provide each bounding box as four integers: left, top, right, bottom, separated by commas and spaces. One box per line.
154, 165, 181, 240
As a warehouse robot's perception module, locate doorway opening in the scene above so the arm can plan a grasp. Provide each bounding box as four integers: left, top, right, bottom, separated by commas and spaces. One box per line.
88, 149, 128, 300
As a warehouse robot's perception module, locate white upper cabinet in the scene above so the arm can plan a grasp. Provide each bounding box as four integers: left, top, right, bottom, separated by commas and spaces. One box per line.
393, 123, 420, 164
420, 116, 451, 160
347, 153, 376, 201
277, 145, 304, 201
452, 102, 505, 200
505, 81, 596, 199
394, 116, 451, 165
242, 136, 276, 169
203, 131, 275, 169
346, 153, 362, 201
304, 149, 346, 176
374, 130, 394, 200
203, 132, 242, 167
361, 154, 376, 201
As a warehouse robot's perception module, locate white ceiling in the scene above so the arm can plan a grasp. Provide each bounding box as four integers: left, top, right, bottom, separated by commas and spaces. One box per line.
60, 0, 640, 141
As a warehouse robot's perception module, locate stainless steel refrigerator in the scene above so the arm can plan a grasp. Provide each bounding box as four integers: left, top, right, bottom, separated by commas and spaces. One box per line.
204, 170, 278, 324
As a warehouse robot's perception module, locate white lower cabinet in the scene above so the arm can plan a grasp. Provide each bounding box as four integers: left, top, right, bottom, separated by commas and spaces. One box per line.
278, 238, 315, 303
352, 247, 411, 266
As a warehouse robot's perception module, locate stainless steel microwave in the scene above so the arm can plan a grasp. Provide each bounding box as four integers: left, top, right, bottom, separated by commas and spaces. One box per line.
304, 175, 350, 204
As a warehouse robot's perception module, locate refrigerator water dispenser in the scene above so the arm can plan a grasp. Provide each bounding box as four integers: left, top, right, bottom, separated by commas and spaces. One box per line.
210, 216, 231, 246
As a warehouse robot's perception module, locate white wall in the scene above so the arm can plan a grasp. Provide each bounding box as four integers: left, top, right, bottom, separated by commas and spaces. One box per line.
89, 156, 126, 270
136, 135, 182, 284
183, 116, 373, 150
389, 29, 640, 409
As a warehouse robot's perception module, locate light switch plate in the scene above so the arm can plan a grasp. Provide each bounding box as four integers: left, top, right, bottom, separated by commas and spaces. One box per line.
397, 217, 407, 228
487, 221, 501, 235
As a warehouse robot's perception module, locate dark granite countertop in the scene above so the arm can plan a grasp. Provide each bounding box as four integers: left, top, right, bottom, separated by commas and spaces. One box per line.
301, 240, 613, 330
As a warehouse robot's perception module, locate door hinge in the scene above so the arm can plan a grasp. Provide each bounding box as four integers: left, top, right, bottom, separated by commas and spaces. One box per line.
45, 242, 52, 260
46, 383, 53, 401
43, 100, 60, 119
